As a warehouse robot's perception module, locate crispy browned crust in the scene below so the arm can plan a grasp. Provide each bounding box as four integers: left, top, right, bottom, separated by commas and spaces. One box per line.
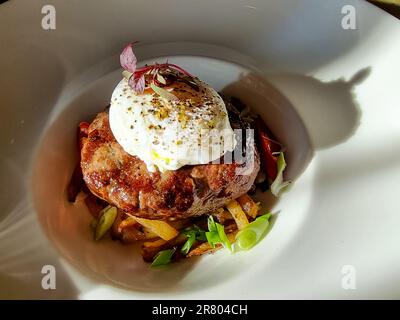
80, 111, 259, 220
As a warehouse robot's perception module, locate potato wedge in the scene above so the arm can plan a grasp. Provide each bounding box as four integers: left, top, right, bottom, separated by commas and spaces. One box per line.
143, 228, 159, 239
143, 238, 167, 249
186, 241, 222, 257
117, 217, 156, 239
119, 227, 146, 243
237, 194, 259, 219
113, 216, 147, 243
226, 200, 249, 230
142, 239, 168, 262
133, 217, 179, 241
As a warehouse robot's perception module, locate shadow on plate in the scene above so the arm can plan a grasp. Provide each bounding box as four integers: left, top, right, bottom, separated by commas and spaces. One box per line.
222, 67, 370, 159
266, 68, 370, 150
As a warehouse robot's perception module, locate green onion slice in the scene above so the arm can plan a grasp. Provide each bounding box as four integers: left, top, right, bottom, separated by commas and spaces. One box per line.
207, 215, 217, 232
183, 225, 207, 241
181, 232, 196, 255
270, 152, 291, 197
205, 231, 220, 248
94, 206, 117, 241
216, 223, 232, 252
235, 213, 271, 250
151, 248, 176, 267
205, 216, 232, 252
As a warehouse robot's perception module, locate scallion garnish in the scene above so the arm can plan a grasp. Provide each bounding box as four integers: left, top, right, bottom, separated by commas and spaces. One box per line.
216, 223, 232, 252
205, 230, 221, 248
181, 233, 196, 255
151, 247, 176, 267
181, 225, 207, 254
235, 213, 271, 250
205, 216, 232, 252
94, 206, 118, 241
270, 152, 291, 197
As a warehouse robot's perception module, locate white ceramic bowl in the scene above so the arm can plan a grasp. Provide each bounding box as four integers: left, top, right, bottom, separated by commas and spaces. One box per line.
1, 0, 400, 299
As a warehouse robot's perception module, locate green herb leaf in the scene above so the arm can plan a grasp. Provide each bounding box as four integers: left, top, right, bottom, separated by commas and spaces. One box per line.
205, 231, 220, 248
181, 232, 196, 255
150, 83, 179, 101
235, 213, 271, 250
207, 215, 217, 232
180, 224, 208, 256
94, 206, 118, 241
194, 226, 207, 242
183, 225, 207, 241
151, 248, 176, 267
205, 216, 232, 252
270, 152, 291, 197
216, 223, 232, 252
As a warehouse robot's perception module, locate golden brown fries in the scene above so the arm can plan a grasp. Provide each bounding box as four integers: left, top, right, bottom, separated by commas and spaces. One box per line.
226, 200, 250, 230
187, 232, 237, 257
142, 238, 168, 262
237, 194, 259, 219
111, 216, 159, 241
143, 238, 168, 249
132, 216, 179, 240
118, 226, 146, 243
186, 242, 223, 257
143, 228, 159, 239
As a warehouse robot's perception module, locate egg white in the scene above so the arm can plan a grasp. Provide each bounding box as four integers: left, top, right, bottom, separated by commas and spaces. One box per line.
109, 78, 236, 172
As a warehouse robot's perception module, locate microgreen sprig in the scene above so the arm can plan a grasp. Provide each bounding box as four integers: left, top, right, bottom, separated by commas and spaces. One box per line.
120, 42, 193, 97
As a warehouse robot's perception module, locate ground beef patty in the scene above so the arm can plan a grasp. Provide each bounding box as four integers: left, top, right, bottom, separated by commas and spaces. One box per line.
80, 104, 259, 220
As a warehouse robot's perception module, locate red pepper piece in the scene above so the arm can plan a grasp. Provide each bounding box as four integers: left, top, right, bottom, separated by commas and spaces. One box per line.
254, 116, 281, 181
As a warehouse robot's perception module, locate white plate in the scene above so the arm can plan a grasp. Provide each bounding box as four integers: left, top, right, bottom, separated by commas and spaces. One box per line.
0, 0, 399, 299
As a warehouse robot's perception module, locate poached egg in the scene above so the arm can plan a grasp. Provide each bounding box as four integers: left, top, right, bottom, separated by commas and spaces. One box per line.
109, 73, 236, 172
